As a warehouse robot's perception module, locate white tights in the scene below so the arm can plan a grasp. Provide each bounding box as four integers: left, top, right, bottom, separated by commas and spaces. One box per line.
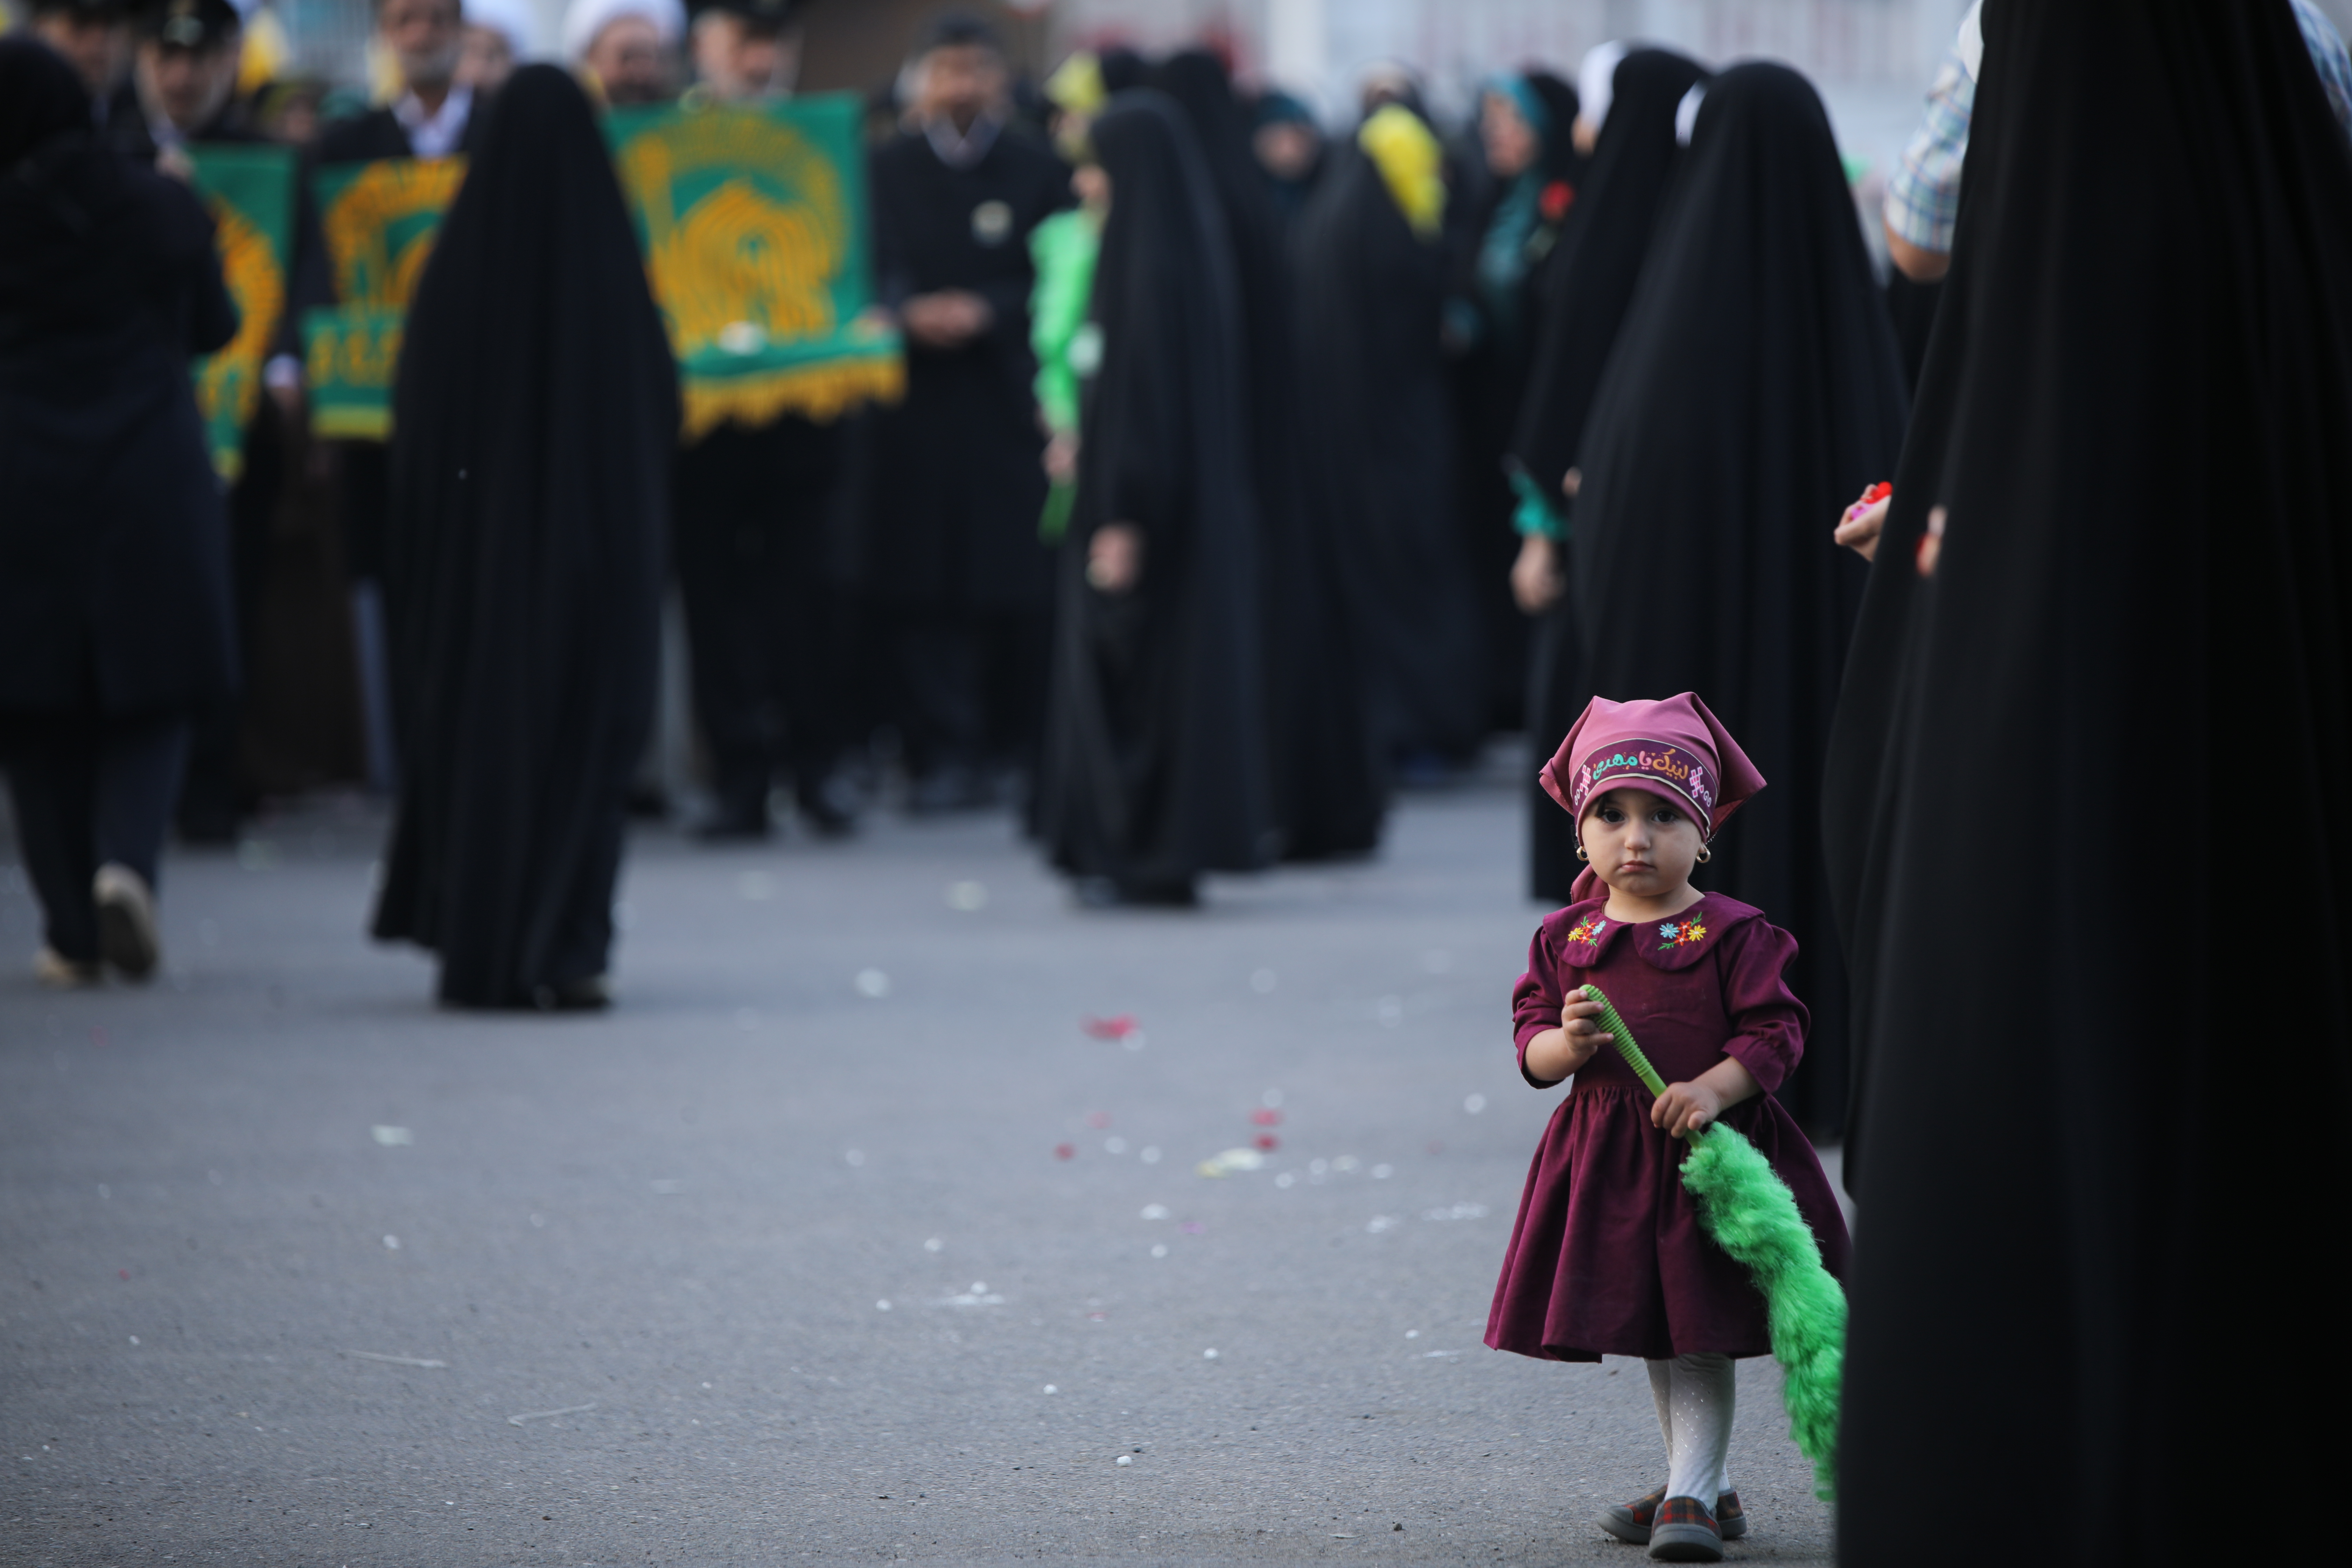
1645, 1353, 1736, 1503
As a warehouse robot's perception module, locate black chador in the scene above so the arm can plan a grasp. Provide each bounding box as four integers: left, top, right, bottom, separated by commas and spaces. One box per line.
1506, 48, 1706, 905
1038, 93, 1274, 904
1827, 3, 2352, 1551
862, 109, 1068, 804
1569, 63, 1907, 1138
370, 66, 677, 1009
1148, 50, 1380, 861
1290, 108, 1485, 770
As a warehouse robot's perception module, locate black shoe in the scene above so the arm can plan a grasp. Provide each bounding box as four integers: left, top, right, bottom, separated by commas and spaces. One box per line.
906, 764, 988, 815
795, 772, 861, 838
530, 975, 610, 1011
1072, 874, 1197, 909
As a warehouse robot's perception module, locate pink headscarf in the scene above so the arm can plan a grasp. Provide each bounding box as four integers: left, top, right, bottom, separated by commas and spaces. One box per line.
1540, 692, 1765, 857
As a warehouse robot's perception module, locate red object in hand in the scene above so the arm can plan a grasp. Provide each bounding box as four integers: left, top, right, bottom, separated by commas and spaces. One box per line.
1254, 1134, 1279, 1152
1080, 1014, 1138, 1040
1540, 181, 1574, 222
1862, 481, 1892, 506
1054, 1143, 1076, 1160
1249, 1108, 1282, 1127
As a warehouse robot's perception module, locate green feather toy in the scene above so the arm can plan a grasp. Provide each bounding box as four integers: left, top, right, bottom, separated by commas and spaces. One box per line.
1579, 984, 1846, 1499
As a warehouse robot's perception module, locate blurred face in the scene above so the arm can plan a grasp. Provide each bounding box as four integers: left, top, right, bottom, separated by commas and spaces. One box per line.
34, 11, 130, 97
586, 15, 671, 105
692, 13, 794, 102
1070, 161, 1108, 212
1578, 789, 1705, 901
378, 0, 462, 92
916, 42, 1004, 132
138, 36, 239, 131
1253, 119, 1317, 181
1481, 91, 1538, 178
455, 24, 514, 91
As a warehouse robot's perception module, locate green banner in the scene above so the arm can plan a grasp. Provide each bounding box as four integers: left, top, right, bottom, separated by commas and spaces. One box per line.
605, 95, 903, 441
188, 144, 294, 481
304, 156, 466, 439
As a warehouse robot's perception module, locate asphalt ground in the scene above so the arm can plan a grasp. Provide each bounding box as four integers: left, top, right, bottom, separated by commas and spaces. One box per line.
1, 777, 1842, 1567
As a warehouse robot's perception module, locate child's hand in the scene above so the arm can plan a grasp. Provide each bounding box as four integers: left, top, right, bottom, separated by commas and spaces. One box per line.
1521, 987, 1612, 1083
1652, 1079, 1725, 1140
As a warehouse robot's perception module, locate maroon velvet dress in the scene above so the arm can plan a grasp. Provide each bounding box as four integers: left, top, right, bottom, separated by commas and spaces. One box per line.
1486, 891, 1850, 1362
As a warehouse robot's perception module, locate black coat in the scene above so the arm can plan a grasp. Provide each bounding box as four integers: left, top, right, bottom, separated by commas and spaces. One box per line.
1827, 2, 2352, 1549
860, 123, 1068, 611
369, 66, 678, 1006
1039, 94, 1274, 885
1292, 130, 1483, 763
0, 65, 239, 717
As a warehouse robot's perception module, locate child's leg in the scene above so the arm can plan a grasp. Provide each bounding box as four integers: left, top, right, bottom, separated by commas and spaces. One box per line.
1662, 1352, 1736, 1503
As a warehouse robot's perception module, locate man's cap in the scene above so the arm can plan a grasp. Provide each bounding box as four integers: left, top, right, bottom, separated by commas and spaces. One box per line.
914, 10, 1000, 57
688, 0, 798, 30
139, 0, 243, 47
30, 0, 134, 20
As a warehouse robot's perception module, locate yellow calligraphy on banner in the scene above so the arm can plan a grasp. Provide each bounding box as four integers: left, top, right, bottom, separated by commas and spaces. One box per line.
195, 196, 284, 481
320, 156, 466, 307
617, 111, 848, 359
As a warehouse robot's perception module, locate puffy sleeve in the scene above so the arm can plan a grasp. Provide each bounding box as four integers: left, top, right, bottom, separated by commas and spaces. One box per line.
1714, 918, 1809, 1094
1511, 923, 1569, 1088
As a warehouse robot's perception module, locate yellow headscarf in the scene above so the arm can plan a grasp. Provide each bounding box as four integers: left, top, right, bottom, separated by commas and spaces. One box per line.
1357, 102, 1443, 240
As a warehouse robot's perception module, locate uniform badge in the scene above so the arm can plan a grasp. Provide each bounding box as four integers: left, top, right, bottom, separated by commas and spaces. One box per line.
971, 200, 1013, 246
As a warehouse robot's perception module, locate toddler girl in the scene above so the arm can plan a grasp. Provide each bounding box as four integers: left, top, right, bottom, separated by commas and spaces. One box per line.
1486, 693, 1849, 1562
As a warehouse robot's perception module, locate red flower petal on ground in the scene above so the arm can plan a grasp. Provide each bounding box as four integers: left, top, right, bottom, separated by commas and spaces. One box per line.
1080, 1014, 1138, 1040
1086, 1111, 1112, 1128
1254, 1134, 1279, 1152
1249, 1108, 1282, 1126
1054, 1143, 1076, 1160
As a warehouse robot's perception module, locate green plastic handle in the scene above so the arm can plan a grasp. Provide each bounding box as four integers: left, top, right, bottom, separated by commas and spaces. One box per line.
1576, 984, 1668, 1098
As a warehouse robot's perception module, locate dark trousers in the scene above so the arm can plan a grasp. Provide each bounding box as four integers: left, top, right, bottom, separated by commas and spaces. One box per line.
891, 603, 1051, 780
3, 709, 190, 962
673, 420, 845, 808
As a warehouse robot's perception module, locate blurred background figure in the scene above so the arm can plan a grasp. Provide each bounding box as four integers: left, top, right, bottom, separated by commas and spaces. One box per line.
861, 12, 1068, 815
563, 0, 680, 106
667, 0, 865, 842
0, 37, 237, 987
1292, 84, 1483, 786
23, 0, 130, 100
456, 0, 534, 92
370, 64, 677, 1010
1038, 91, 1272, 908
1444, 68, 1580, 741
1248, 86, 1322, 232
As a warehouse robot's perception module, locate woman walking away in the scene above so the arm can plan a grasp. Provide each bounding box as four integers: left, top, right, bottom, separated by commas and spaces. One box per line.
0, 38, 238, 987
1039, 91, 1275, 908
371, 64, 678, 1008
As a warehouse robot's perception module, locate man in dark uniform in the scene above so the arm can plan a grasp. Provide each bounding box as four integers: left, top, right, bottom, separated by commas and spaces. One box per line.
669, 0, 861, 839
26, 0, 132, 102
863, 13, 1068, 813
104, 0, 330, 839
312, 0, 479, 796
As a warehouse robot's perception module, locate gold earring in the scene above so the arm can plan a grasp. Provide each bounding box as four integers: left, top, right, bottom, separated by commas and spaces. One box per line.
1575, 844, 1589, 862
1695, 846, 1712, 863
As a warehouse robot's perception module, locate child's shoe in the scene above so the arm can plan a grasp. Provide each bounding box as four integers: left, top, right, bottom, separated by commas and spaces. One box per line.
1646, 1496, 1723, 1562
1599, 1488, 1745, 1546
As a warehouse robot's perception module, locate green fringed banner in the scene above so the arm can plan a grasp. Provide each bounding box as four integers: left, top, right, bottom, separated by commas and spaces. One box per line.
604, 96, 904, 441
187, 144, 295, 480
302, 155, 466, 439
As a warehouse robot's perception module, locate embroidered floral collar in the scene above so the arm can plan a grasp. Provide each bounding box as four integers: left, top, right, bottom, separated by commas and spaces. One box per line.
1549, 893, 1754, 972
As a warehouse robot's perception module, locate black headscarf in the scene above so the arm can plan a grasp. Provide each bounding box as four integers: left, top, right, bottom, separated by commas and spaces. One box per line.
371, 65, 679, 1006
1147, 49, 1379, 859
1039, 91, 1273, 887
1515, 48, 1708, 906
1829, 2, 2352, 1547
1569, 62, 1908, 1136
1525, 70, 1584, 187
0, 37, 90, 171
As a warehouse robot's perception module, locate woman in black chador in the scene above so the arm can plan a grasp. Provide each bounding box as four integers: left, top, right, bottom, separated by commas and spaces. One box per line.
1569, 63, 1907, 1137
1827, 4, 2352, 1555
1039, 92, 1274, 907
1505, 48, 1708, 905
371, 65, 678, 1008
1147, 48, 1381, 861
1292, 98, 1484, 774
